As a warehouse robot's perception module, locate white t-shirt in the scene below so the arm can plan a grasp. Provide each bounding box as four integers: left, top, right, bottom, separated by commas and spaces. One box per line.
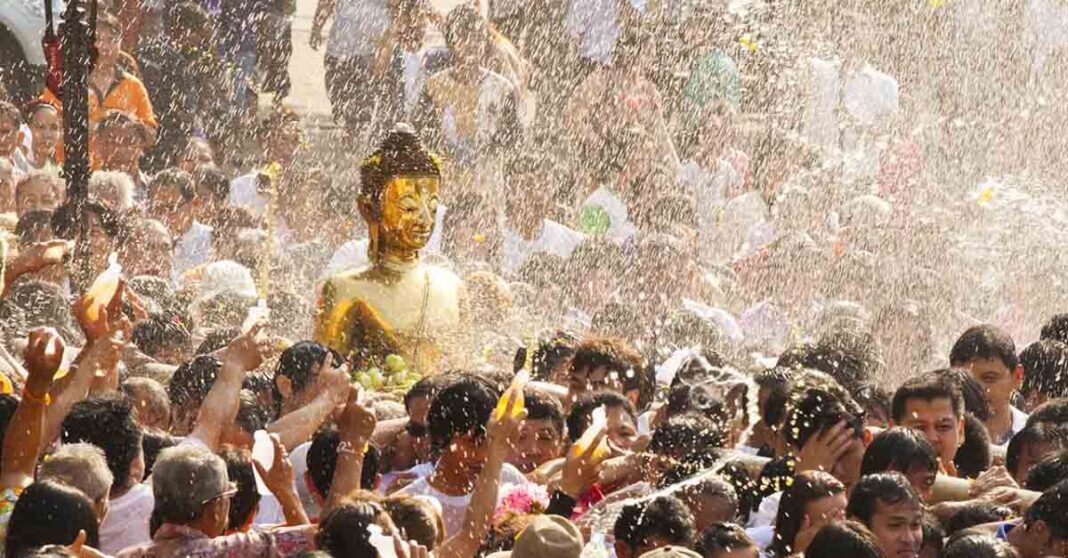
327, 0, 391, 59
172, 220, 214, 282
397, 463, 529, 535
501, 219, 584, 274
100, 482, 154, 555
252, 441, 314, 526
229, 172, 266, 216
994, 406, 1030, 447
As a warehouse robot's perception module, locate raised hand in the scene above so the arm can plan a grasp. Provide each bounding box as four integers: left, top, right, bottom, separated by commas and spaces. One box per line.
338, 386, 377, 444
795, 421, 855, 474
486, 389, 527, 459
225, 320, 268, 372
559, 429, 606, 498
253, 433, 297, 499
22, 327, 65, 398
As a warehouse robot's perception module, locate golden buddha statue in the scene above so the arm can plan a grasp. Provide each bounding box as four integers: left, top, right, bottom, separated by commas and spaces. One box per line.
315, 126, 468, 373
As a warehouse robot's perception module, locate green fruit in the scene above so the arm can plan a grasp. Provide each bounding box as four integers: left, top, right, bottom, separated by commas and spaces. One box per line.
384, 354, 407, 374
369, 369, 385, 389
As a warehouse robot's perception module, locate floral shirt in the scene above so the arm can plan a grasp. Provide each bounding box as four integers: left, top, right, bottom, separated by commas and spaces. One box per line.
0, 487, 22, 550
114, 523, 316, 558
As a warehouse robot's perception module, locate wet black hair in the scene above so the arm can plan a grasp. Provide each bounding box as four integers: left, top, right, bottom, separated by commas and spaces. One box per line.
15, 210, 54, 244
694, 522, 756, 558
950, 325, 1018, 370
195, 327, 240, 355
402, 374, 450, 414
571, 336, 652, 410
167, 355, 222, 409
855, 384, 891, 424
141, 429, 178, 478
777, 335, 877, 397
1024, 449, 1068, 492
613, 495, 695, 554
861, 427, 938, 477
565, 390, 636, 443
307, 425, 381, 497
847, 472, 921, 527
220, 447, 261, 532
60, 395, 143, 491
648, 413, 726, 460
523, 387, 565, 436
192, 166, 230, 203
131, 314, 191, 358
234, 390, 271, 436
4, 481, 100, 558
942, 502, 1013, 535
442, 3, 485, 48
272, 341, 339, 413
922, 513, 945, 556
427, 376, 497, 454
935, 368, 991, 422
1039, 313, 1068, 345
891, 371, 966, 422
1019, 339, 1068, 400
783, 387, 865, 450
148, 168, 196, 203
316, 502, 391, 558
1026, 397, 1068, 427
942, 530, 1020, 558
1005, 421, 1068, 481
954, 413, 992, 479
804, 521, 885, 558
754, 368, 794, 427
1023, 479, 1068, 539
513, 333, 579, 382
769, 471, 845, 558
716, 460, 759, 524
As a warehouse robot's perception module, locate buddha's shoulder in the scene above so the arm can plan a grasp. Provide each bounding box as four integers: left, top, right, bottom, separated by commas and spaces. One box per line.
323, 264, 462, 289
423, 264, 464, 289
322, 266, 376, 289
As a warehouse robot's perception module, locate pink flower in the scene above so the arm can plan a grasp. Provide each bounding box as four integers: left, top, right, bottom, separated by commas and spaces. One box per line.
494, 483, 550, 524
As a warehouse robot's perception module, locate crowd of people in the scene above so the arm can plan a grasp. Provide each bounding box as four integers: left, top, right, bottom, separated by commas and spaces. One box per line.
0, 0, 1067, 557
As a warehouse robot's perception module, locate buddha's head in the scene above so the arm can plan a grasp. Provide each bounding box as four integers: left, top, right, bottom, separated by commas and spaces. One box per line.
359, 125, 442, 263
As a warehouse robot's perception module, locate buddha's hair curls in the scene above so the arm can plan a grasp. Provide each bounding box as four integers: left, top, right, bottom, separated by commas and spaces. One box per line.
359, 124, 442, 218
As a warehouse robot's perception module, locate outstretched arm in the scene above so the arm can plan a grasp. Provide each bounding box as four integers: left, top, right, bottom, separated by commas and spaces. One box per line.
188, 323, 266, 450
0, 328, 64, 491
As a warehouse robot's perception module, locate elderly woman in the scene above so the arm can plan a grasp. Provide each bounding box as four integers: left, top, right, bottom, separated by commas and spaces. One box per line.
89, 170, 138, 215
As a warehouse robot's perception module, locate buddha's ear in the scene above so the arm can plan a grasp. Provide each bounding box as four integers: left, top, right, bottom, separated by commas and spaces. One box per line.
357, 194, 376, 221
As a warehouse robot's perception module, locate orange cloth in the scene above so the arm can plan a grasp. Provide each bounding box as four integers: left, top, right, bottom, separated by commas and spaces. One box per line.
40, 68, 157, 164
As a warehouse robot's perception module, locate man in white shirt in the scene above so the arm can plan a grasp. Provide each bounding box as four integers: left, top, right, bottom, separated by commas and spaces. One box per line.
228, 109, 304, 218
949, 325, 1030, 446
501, 154, 583, 274
310, 0, 391, 134
147, 169, 213, 283
398, 376, 529, 535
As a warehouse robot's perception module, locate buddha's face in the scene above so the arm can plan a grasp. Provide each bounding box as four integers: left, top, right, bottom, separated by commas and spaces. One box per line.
379, 175, 440, 254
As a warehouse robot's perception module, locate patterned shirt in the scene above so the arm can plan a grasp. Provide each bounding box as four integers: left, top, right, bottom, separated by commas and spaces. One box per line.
114, 523, 316, 558
0, 487, 22, 550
